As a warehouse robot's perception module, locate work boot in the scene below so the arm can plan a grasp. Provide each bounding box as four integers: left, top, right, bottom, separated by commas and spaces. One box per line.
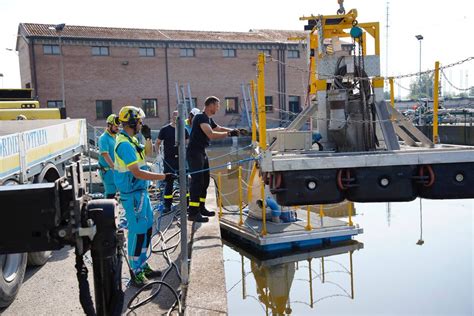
188, 211, 209, 223
200, 202, 215, 217
143, 263, 162, 278
131, 271, 149, 288
200, 208, 215, 217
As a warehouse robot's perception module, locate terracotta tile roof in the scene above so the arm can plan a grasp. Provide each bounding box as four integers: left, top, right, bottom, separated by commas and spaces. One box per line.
19, 23, 305, 44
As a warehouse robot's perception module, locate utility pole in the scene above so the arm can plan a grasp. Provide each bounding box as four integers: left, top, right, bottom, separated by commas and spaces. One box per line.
385, 1, 390, 79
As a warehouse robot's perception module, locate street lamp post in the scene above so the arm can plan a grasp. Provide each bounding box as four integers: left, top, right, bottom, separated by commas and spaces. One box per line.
49, 23, 66, 113
415, 35, 423, 97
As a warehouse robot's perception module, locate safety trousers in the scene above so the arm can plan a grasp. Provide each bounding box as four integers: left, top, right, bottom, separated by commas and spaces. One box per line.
163, 159, 189, 209
99, 169, 117, 198
120, 190, 153, 274
187, 149, 209, 215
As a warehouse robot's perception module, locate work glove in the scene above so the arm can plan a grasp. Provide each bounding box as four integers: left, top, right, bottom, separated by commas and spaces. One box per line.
141, 124, 152, 140
238, 128, 250, 136
227, 129, 240, 137
165, 173, 178, 181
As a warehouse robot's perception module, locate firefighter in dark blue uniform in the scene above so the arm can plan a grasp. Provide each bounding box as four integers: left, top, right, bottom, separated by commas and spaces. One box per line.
186, 96, 240, 222
155, 110, 189, 213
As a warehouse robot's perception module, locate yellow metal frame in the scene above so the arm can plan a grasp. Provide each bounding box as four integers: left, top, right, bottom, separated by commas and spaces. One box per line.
433, 61, 440, 144
257, 53, 267, 150
298, 9, 380, 93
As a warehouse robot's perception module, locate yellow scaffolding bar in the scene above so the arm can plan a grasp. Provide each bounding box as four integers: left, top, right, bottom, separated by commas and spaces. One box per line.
433, 61, 440, 144
257, 53, 267, 150
238, 166, 243, 226
348, 201, 353, 226
305, 205, 313, 231
250, 80, 257, 144
389, 77, 395, 107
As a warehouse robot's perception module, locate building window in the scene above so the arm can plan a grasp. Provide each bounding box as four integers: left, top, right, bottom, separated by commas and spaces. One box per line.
96, 100, 112, 119
47, 100, 63, 108
265, 96, 273, 112
260, 49, 271, 57
142, 99, 158, 117
92, 46, 109, 56
139, 47, 155, 57
288, 50, 300, 59
180, 48, 195, 57
43, 45, 60, 55
288, 96, 301, 119
185, 97, 197, 108
223, 49, 236, 58
225, 97, 239, 114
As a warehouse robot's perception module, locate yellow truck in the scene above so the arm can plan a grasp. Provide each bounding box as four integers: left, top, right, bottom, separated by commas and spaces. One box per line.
0, 89, 87, 307
0, 88, 63, 120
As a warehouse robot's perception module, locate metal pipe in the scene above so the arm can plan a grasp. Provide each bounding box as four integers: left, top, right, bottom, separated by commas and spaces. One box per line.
308, 259, 314, 308
165, 43, 171, 122
433, 61, 440, 144
389, 77, 395, 108
348, 202, 353, 226
319, 204, 324, 227
250, 80, 257, 144
59, 33, 66, 113
218, 172, 223, 218
177, 99, 188, 285
260, 177, 267, 236
305, 205, 312, 230
238, 166, 243, 226
257, 53, 267, 150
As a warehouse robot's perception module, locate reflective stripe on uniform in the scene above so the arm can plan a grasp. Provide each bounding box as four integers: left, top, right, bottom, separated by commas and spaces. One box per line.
189, 201, 200, 207
164, 194, 173, 199
200, 197, 206, 202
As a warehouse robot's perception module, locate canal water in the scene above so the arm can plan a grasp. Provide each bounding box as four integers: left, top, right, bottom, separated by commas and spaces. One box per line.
208, 145, 473, 315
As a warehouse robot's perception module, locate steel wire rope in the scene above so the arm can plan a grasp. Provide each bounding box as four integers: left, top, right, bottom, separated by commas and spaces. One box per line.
266, 55, 474, 81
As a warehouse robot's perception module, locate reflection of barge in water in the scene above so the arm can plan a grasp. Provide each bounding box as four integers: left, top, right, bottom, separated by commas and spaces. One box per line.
224, 238, 363, 314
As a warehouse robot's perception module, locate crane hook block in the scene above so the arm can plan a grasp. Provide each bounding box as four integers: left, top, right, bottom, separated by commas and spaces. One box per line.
350, 26, 363, 39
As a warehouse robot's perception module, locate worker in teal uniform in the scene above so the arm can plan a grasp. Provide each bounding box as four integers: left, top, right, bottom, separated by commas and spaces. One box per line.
98, 114, 119, 198
114, 105, 176, 286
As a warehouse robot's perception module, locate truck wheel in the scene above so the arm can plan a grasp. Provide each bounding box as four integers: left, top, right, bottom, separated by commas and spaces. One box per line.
0, 253, 27, 307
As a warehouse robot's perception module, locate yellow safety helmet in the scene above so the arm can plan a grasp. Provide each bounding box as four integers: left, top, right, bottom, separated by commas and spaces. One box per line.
118, 105, 146, 126
106, 114, 119, 126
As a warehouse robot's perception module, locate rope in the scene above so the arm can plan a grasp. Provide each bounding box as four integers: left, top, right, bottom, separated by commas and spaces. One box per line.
208, 144, 253, 161
186, 157, 257, 176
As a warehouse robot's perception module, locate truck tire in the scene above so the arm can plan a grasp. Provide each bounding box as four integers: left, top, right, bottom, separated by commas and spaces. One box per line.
26, 165, 60, 267
0, 253, 27, 308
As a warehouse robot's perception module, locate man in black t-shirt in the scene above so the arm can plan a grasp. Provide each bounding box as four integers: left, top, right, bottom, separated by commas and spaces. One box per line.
156, 110, 189, 213
187, 96, 241, 222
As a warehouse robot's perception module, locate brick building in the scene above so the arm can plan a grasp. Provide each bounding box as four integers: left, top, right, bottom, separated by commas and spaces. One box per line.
16, 23, 308, 128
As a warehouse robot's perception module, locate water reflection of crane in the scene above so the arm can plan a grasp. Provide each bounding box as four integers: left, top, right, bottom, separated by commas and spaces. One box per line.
224, 237, 363, 315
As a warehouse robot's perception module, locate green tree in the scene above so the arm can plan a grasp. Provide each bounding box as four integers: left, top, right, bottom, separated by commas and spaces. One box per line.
469, 86, 474, 97
409, 73, 434, 100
